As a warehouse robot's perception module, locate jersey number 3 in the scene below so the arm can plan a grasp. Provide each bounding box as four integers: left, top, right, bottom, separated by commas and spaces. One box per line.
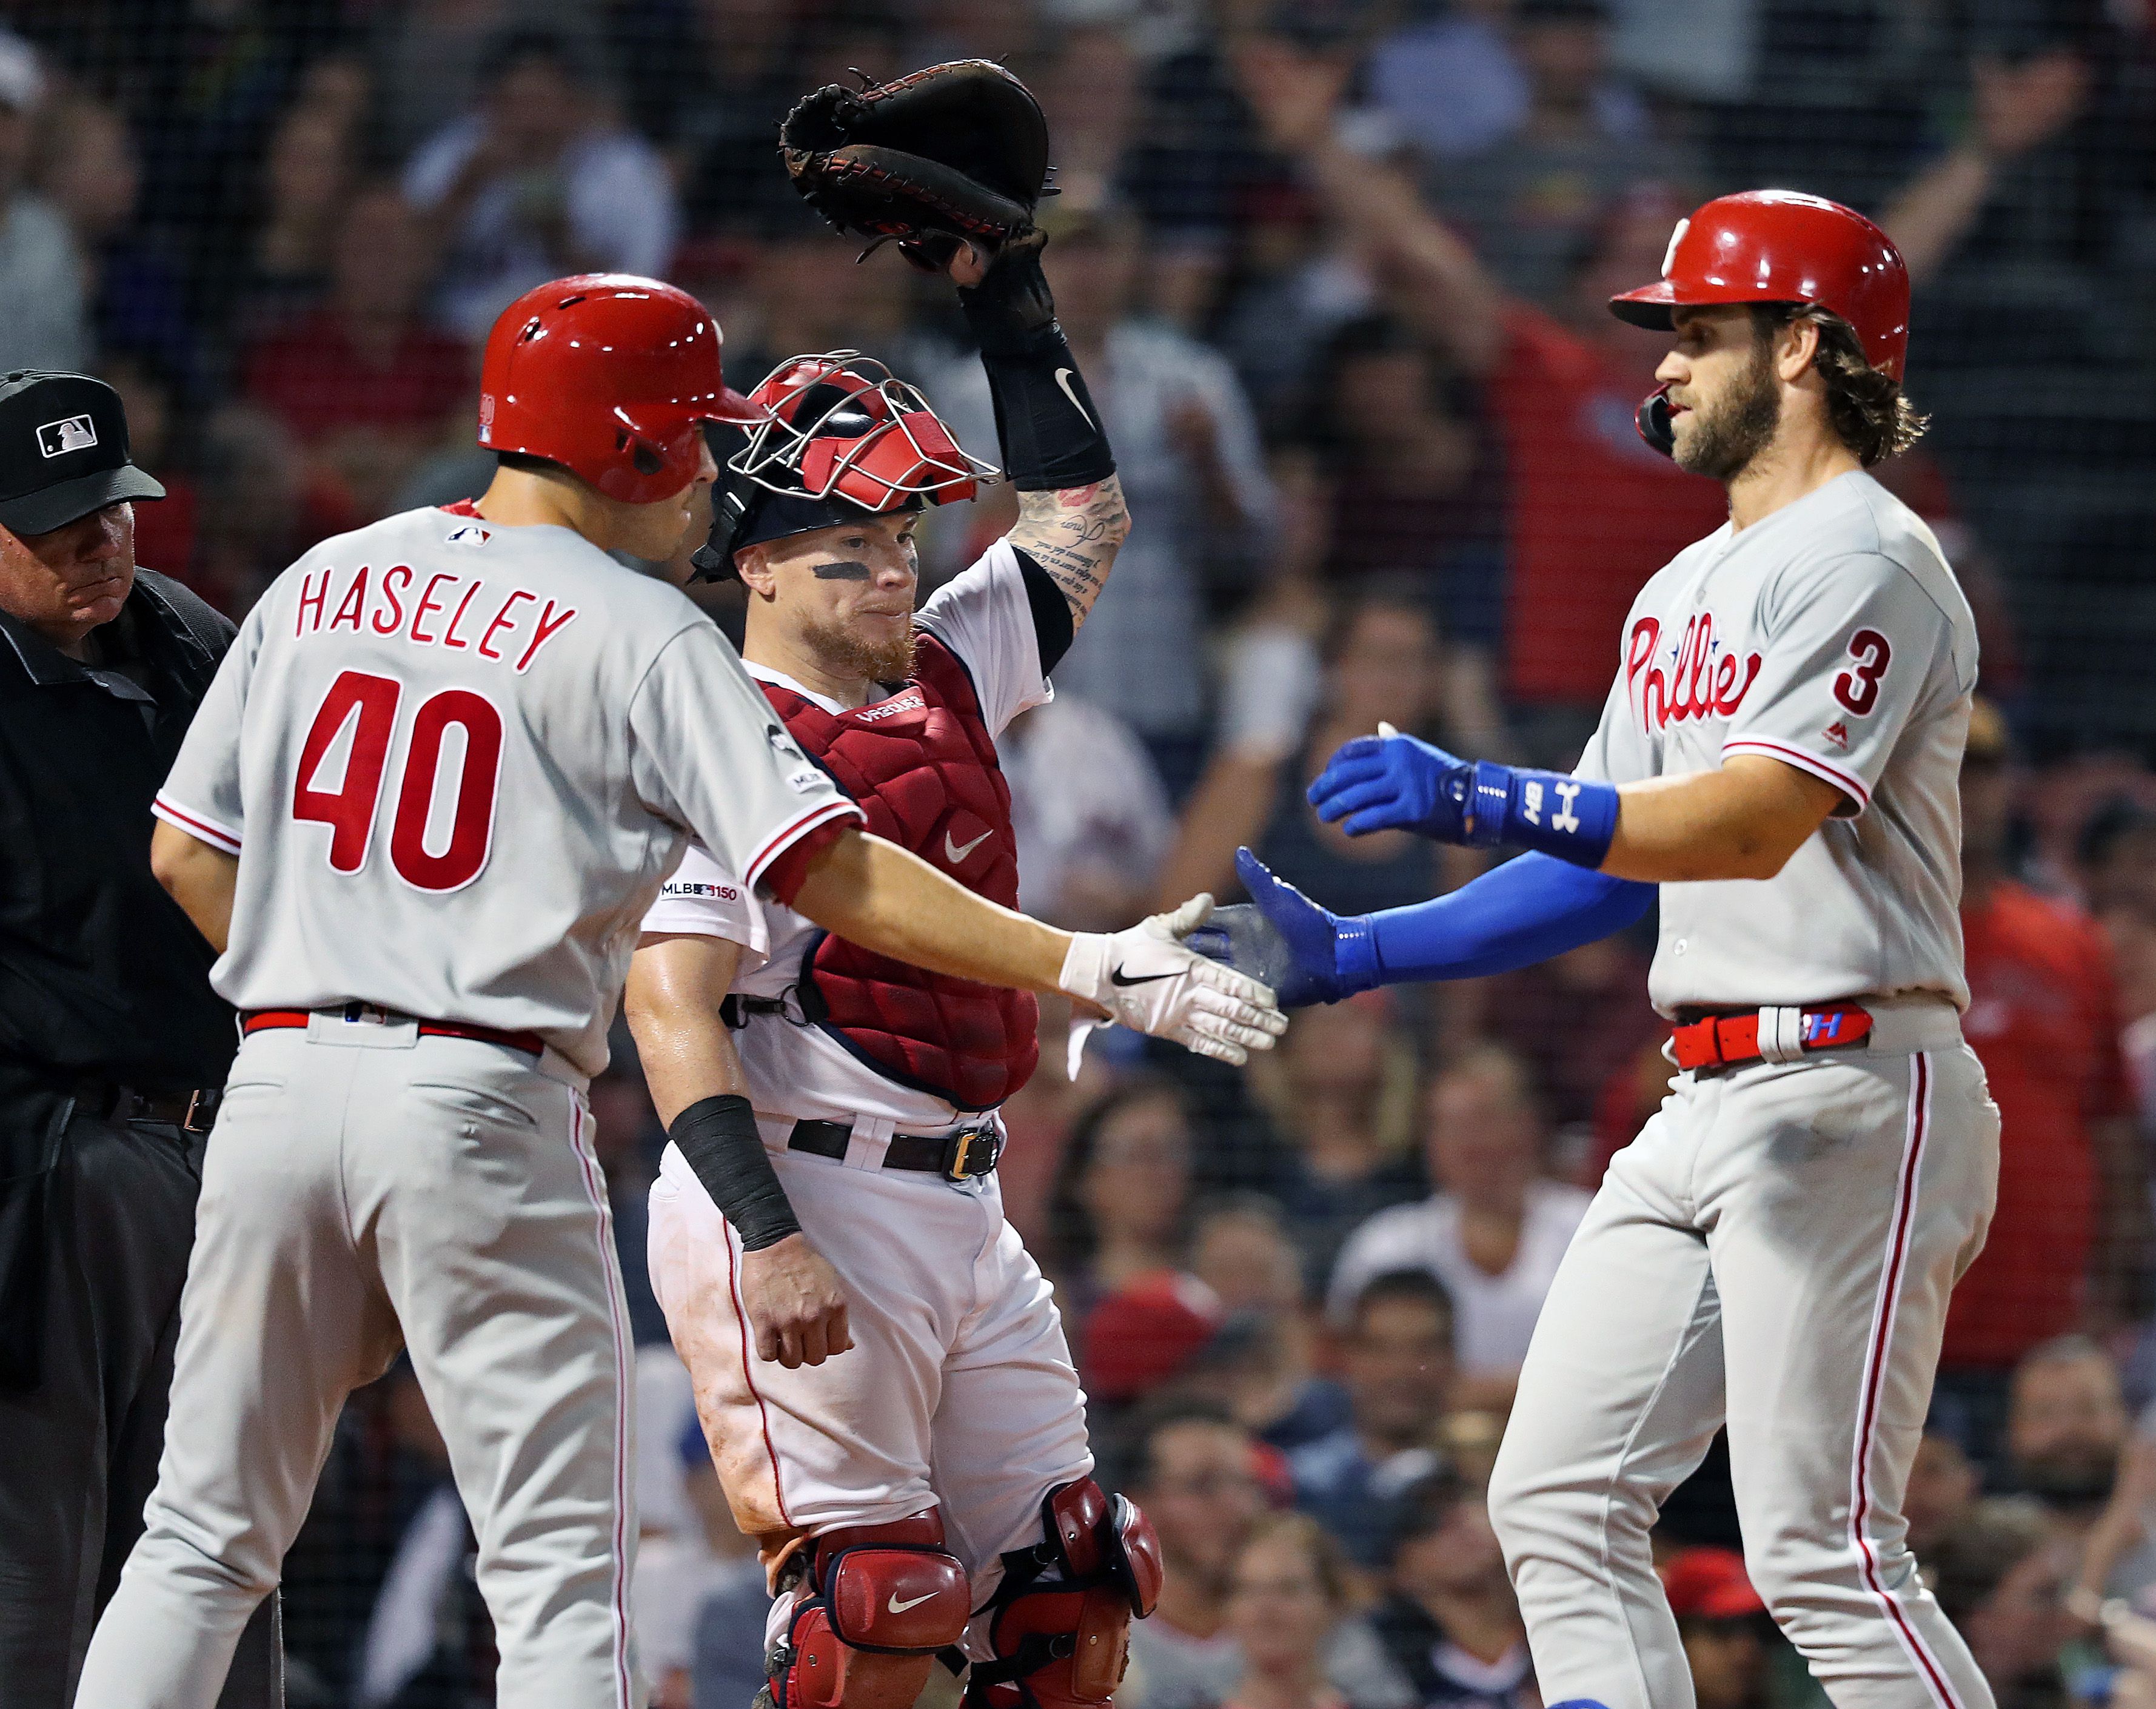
1833, 628, 1892, 717
293, 670, 503, 891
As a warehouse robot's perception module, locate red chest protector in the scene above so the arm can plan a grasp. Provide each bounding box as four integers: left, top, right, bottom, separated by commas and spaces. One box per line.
760, 635, 1039, 1110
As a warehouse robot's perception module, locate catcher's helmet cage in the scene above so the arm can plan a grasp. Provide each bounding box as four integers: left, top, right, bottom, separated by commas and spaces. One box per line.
691, 352, 997, 580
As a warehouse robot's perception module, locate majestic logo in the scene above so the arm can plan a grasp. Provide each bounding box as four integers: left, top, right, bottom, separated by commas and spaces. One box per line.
1823, 720, 1850, 749
765, 725, 825, 794
1627, 613, 1762, 733
944, 827, 991, 864
37, 414, 96, 457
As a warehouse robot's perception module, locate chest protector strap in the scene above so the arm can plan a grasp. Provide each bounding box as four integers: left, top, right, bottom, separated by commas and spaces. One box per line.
758, 635, 1039, 1110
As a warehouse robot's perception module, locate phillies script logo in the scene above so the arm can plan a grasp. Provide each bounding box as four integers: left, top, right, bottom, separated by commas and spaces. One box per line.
1628, 613, 1763, 730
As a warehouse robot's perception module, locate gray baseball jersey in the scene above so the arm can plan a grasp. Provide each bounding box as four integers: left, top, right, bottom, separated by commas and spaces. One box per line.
153, 503, 861, 1076
1574, 470, 1978, 1016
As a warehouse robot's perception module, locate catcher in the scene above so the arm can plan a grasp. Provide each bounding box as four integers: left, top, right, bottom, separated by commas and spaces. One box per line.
628, 63, 1165, 1709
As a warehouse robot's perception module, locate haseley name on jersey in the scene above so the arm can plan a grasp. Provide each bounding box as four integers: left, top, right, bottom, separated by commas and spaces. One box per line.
291, 557, 580, 674
152, 503, 862, 1078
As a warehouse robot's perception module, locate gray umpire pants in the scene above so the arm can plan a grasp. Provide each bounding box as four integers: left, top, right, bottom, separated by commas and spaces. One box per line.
0, 1100, 280, 1707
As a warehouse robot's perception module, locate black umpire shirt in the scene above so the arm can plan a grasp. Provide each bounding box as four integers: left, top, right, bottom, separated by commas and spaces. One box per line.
0, 568, 236, 1113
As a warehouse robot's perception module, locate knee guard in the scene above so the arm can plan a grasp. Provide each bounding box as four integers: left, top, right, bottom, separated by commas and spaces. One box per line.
967, 1479, 1163, 1709
765, 1512, 973, 1709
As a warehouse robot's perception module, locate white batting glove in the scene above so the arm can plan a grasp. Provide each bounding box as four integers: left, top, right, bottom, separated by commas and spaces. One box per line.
1059, 893, 1288, 1073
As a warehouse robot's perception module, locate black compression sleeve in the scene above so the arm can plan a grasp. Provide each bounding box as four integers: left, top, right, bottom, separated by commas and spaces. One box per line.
958, 241, 1115, 492
669, 1094, 801, 1251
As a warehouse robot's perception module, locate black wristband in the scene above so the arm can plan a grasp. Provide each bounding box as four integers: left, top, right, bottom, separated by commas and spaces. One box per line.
957, 237, 1059, 355
959, 244, 1116, 492
669, 1094, 802, 1252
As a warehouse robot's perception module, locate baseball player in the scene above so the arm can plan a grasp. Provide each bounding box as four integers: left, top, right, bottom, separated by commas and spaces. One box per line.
625, 184, 1174, 1709
74, 273, 1280, 1709
1202, 192, 1999, 1708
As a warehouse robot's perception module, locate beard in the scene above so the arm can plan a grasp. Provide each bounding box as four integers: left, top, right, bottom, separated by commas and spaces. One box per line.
1674, 338, 1783, 482
2010, 1446, 2118, 1512
800, 611, 918, 687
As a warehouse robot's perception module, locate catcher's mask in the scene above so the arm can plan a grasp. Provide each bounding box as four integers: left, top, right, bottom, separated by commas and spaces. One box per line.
691, 352, 996, 580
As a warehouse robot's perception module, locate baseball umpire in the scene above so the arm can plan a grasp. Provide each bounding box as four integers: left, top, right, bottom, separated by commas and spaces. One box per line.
629, 60, 1167, 1709
1204, 192, 1999, 1707
0, 371, 278, 1704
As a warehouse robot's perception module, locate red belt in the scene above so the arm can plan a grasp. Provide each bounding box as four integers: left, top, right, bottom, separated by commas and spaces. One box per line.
243, 1007, 546, 1059
1669, 1004, 1873, 1072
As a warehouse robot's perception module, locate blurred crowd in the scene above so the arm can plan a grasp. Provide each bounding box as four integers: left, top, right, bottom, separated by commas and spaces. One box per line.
14, 0, 2156, 1704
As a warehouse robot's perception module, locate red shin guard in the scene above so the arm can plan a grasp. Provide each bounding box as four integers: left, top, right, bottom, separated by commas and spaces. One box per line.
768, 1513, 973, 1709
969, 1480, 1163, 1709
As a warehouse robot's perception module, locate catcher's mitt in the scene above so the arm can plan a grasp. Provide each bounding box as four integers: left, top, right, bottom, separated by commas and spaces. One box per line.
778, 59, 1050, 269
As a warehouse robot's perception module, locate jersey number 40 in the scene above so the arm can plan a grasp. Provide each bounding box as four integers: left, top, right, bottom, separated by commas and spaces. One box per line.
293, 669, 502, 892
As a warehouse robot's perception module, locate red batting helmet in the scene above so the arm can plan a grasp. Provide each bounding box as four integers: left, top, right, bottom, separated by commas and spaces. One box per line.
1609, 189, 1911, 380
477, 273, 764, 506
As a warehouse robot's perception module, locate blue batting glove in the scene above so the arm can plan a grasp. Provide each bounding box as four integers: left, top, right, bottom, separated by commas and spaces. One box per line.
1183, 848, 1381, 1007
1308, 729, 1475, 841
1310, 727, 1622, 868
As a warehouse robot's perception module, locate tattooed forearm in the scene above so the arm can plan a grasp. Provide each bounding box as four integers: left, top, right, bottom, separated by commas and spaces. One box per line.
1009, 475, 1131, 627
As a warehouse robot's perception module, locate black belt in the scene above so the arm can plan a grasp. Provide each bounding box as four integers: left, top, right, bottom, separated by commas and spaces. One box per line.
786, 1117, 1002, 1182
73, 1078, 222, 1135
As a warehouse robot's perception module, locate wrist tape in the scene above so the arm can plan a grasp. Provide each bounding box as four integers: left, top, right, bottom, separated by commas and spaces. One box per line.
960, 249, 1114, 492
669, 1093, 801, 1251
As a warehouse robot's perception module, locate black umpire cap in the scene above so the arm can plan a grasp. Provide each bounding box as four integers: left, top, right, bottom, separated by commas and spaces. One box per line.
0, 371, 164, 537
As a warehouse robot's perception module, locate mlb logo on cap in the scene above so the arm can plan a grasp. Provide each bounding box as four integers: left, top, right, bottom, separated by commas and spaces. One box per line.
37, 414, 97, 458
0, 372, 164, 536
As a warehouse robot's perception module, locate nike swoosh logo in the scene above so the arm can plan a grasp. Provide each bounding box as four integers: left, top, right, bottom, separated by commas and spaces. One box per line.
888, 1591, 939, 1614
1054, 368, 1094, 429
1110, 965, 1176, 987
945, 828, 992, 863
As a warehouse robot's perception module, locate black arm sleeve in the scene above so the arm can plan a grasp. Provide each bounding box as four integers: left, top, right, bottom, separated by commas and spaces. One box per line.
958, 240, 1116, 492
1013, 547, 1076, 673
669, 1093, 802, 1251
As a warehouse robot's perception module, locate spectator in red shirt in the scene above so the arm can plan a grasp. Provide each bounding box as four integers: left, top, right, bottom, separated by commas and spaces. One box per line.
1938, 700, 2152, 1457
241, 182, 470, 528
1231, 42, 1726, 750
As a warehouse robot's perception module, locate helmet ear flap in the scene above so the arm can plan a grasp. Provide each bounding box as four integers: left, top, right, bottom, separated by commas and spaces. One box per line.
1636, 384, 1676, 459
691, 475, 759, 582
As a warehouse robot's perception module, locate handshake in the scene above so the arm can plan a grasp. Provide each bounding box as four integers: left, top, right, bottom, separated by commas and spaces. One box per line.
1178, 725, 1629, 1007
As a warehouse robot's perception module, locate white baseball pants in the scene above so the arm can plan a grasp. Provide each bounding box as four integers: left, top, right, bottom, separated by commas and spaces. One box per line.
73, 1018, 641, 1709
1488, 1027, 2000, 1709
648, 1132, 1093, 1600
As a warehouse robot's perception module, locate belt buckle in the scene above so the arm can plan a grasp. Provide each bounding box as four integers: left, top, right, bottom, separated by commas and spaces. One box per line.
942, 1123, 1001, 1182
